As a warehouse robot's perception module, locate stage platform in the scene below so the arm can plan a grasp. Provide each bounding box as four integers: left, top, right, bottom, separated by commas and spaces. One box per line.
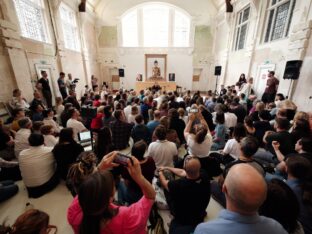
135, 81, 176, 93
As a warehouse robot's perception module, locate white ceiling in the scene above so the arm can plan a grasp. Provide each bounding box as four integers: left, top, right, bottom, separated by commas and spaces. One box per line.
87, 0, 223, 26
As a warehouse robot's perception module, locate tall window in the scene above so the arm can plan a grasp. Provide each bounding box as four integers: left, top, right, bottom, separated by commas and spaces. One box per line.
233, 5, 250, 51
174, 11, 191, 47
121, 10, 138, 47
143, 5, 169, 47
59, 3, 80, 52
13, 0, 49, 43
264, 0, 296, 43
121, 3, 191, 47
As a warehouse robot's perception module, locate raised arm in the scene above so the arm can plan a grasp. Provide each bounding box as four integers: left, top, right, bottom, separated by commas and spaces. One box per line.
272, 141, 285, 162
127, 157, 156, 200
184, 113, 195, 137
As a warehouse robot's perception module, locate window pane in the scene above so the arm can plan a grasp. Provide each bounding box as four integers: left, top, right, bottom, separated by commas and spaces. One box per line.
174, 11, 190, 47
265, 10, 274, 42
122, 10, 138, 47
235, 28, 240, 50
271, 1, 290, 40
143, 5, 169, 47
286, 0, 296, 36
243, 7, 250, 22
60, 3, 80, 51
272, 0, 277, 6
238, 24, 247, 50
13, 0, 48, 42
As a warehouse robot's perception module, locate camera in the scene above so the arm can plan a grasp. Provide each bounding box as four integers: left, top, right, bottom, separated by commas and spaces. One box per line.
189, 108, 199, 113
113, 153, 133, 166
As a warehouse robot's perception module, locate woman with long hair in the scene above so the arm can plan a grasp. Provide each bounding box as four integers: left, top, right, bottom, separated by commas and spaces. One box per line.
52, 128, 84, 180
0, 209, 57, 234
67, 152, 156, 234
184, 112, 212, 158
168, 108, 186, 144
66, 151, 98, 196
94, 127, 114, 160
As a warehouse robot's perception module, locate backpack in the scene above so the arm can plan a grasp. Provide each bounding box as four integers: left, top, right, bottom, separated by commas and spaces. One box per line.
148, 204, 167, 234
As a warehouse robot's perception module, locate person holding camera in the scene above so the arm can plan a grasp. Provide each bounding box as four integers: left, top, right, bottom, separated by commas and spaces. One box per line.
67, 151, 156, 234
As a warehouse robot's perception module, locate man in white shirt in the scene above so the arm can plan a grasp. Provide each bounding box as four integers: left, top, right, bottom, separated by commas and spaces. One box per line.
14, 118, 32, 158
19, 133, 58, 198
147, 125, 178, 168
66, 108, 87, 141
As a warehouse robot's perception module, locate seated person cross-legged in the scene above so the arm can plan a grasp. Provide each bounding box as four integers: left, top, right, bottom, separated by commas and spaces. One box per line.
211, 136, 265, 208
159, 156, 211, 234
253, 118, 295, 166
194, 164, 287, 234
52, 128, 84, 181
67, 152, 156, 234
19, 133, 59, 198
147, 125, 178, 169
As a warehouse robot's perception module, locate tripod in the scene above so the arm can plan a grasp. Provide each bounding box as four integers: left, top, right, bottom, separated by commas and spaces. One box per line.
214, 75, 219, 95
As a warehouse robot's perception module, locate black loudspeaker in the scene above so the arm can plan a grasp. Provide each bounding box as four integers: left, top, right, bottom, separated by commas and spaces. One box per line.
283, 60, 302, 80
215, 66, 222, 76
226, 0, 234, 13
118, 69, 124, 77
78, 0, 86, 12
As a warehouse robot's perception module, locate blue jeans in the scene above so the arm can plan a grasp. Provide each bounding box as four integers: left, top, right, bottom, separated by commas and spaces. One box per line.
0, 180, 18, 202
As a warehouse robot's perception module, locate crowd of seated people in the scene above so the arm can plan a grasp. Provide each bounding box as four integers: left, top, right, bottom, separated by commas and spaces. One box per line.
0, 75, 312, 234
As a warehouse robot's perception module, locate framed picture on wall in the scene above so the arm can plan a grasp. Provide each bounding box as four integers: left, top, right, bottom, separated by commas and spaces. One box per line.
169, 73, 175, 82
145, 54, 167, 81
136, 74, 143, 81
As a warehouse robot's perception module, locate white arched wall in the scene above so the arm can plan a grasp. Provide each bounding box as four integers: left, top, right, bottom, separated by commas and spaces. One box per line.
96, 0, 216, 91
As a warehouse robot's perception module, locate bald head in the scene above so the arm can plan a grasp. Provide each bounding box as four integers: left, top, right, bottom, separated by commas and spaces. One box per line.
184, 157, 201, 179
223, 164, 267, 215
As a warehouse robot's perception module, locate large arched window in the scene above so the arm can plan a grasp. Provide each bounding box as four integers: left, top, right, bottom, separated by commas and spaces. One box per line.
121, 3, 191, 47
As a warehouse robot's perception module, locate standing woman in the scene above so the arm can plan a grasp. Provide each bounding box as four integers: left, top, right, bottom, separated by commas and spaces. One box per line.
237, 73, 247, 89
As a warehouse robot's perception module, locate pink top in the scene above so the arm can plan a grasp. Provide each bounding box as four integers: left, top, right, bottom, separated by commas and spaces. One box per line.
67, 196, 154, 234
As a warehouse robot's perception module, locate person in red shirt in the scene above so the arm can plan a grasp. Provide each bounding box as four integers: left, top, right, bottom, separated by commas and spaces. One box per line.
261, 71, 279, 104
90, 106, 104, 131
92, 95, 101, 107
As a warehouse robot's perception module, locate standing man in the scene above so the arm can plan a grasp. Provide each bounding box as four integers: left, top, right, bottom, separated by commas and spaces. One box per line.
261, 71, 279, 104
38, 71, 52, 108
66, 73, 74, 93
91, 75, 98, 91
58, 72, 67, 100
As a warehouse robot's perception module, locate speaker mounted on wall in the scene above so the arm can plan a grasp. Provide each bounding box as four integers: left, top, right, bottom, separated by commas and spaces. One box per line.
214, 66, 222, 76
283, 60, 302, 80
118, 69, 125, 77
79, 0, 86, 12
225, 0, 233, 13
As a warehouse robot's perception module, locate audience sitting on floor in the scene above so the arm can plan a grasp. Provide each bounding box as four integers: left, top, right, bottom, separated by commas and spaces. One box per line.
1, 81, 312, 234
